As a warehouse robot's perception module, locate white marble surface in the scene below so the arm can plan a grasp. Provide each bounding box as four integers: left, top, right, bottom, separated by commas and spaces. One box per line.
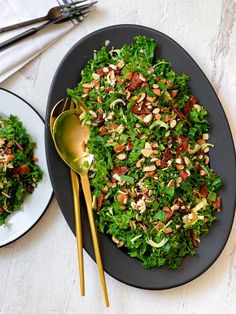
1, 0, 236, 313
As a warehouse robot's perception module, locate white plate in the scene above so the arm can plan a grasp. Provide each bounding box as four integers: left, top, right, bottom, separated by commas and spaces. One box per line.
0, 88, 53, 246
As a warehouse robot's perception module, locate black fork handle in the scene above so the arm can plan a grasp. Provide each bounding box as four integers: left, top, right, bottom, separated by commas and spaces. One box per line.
0, 16, 47, 33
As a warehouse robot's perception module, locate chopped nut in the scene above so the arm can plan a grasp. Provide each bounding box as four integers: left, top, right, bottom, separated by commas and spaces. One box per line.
164, 227, 173, 234
148, 190, 153, 196
114, 145, 125, 153
117, 59, 125, 69
176, 158, 183, 164
153, 88, 161, 96
203, 133, 209, 140
171, 204, 179, 211
129, 220, 136, 229
137, 93, 146, 103
92, 73, 100, 80
193, 104, 201, 112
139, 74, 146, 82
165, 115, 172, 122
125, 72, 133, 80
136, 158, 145, 168
205, 155, 210, 164
198, 138, 205, 145
126, 90, 131, 100
103, 67, 109, 73
141, 148, 153, 158
145, 142, 152, 150
144, 170, 156, 178
143, 165, 156, 172
143, 113, 153, 123
170, 119, 177, 128
112, 235, 119, 244
131, 201, 138, 210
152, 83, 159, 89
82, 82, 94, 89
176, 164, 184, 170
155, 113, 161, 120
117, 153, 127, 160
203, 147, 209, 153
97, 95, 103, 103
155, 159, 161, 167
146, 95, 156, 102
200, 170, 206, 176
176, 177, 183, 184
83, 88, 90, 94
184, 156, 191, 166
117, 193, 128, 204
117, 241, 124, 248
152, 108, 160, 114
88, 110, 97, 118
107, 182, 117, 188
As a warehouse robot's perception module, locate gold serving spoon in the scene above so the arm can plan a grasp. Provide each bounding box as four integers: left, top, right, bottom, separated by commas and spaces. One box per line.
50, 99, 85, 297
52, 101, 109, 307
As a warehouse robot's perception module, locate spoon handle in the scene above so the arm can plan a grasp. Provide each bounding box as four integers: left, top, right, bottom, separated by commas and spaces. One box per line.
71, 169, 85, 296
80, 174, 109, 308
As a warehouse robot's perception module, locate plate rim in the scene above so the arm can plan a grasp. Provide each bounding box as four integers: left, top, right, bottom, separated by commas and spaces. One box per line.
0, 87, 53, 248
46, 24, 236, 290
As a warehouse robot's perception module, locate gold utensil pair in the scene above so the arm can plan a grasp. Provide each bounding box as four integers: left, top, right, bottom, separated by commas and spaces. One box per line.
50, 99, 109, 307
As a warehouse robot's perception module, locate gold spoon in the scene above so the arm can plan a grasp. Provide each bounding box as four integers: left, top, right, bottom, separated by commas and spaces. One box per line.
52, 106, 109, 307
50, 99, 85, 297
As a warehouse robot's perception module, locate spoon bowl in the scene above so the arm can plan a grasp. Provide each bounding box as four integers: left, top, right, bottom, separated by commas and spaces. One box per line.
53, 109, 93, 175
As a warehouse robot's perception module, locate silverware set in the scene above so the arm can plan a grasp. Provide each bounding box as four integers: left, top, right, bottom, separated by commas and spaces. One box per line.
0, 1, 97, 49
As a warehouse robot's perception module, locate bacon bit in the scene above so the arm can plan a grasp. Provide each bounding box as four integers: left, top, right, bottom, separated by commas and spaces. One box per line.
131, 103, 151, 115
160, 147, 172, 169
171, 90, 178, 98
183, 96, 198, 115
172, 102, 191, 126
190, 230, 199, 247
98, 193, 105, 210
12, 164, 30, 175
211, 196, 222, 211
176, 136, 189, 157
100, 126, 113, 136
112, 165, 130, 175
92, 113, 105, 127
179, 170, 189, 182
199, 185, 209, 198
114, 144, 125, 153
125, 72, 133, 80
0, 207, 4, 213
96, 68, 107, 76
163, 206, 173, 220
4, 148, 11, 155
127, 73, 143, 91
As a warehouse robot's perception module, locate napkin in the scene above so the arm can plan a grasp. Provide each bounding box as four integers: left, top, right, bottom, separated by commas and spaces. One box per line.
0, 0, 84, 83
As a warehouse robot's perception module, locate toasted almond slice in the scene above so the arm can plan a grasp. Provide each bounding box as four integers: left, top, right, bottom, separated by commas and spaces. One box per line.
143, 165, 156, 172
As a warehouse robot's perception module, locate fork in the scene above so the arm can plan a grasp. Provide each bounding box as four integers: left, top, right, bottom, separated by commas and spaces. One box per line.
0, 4, 96, 50
0, 0, 90, 33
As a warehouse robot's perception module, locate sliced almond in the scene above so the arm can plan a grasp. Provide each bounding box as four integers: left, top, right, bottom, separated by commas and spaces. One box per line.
137, 93, 146, 103
82, 82, 94, 89
170, 119, 177, 128
143, 165, 156, 172
136, 158, 145, 168
176, 164, 184, 170
153, 88, 161, 96
117, 153, 127, 160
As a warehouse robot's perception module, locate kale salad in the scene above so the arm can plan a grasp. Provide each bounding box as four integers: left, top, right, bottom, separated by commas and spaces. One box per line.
68, 36, 222, 269
0, 115, 43, 225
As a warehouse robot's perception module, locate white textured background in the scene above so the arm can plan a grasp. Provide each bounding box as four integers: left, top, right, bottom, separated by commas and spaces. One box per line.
0, 0, 236, 313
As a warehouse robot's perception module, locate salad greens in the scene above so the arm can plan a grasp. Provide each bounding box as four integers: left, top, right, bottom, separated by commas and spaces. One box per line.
68, 36, 222, 269
0, 115, 43, 225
